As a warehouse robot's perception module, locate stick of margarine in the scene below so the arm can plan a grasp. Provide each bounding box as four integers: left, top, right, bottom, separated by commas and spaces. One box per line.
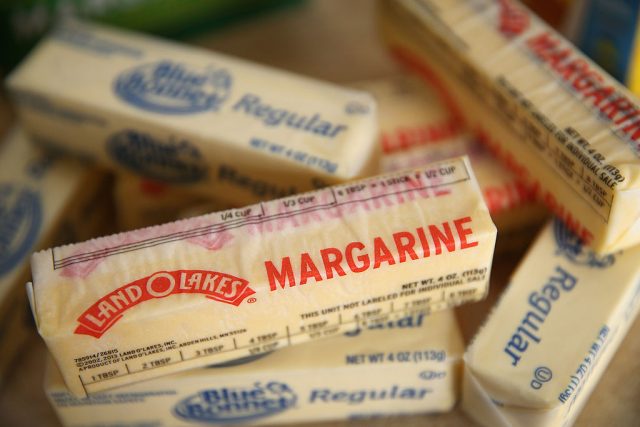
28, 156, 496, 397
6, 20, 379, 207
0, 127, 111, 382
114, 173, 230, 231
46, 310, 463, 426
462, 218, 640, 427
380, 0, 640, 254
353, 75, 546, 232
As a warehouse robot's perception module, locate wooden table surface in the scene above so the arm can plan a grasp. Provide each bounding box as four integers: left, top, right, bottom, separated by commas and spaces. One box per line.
1, 1, 639, 426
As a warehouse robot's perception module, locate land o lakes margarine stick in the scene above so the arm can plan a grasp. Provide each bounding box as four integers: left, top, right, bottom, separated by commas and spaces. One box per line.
380, 0, 640, 254
463, 218, 640, 427
28, 156, 496, 397
46, 310, 463, 426
6, 20, 379, 207
353, 75, 546, 232
0, 127, 111, 382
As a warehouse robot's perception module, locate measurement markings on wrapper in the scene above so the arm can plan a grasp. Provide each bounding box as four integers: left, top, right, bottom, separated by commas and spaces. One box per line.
52, 164, 472, 268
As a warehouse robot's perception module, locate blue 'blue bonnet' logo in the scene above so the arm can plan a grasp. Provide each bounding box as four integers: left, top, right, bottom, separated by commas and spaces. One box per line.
107, 130, 207, 184
553, 218, 615, 268
114, 61, 232, 114
173, 381, 296, 424
0, 184, 42, 276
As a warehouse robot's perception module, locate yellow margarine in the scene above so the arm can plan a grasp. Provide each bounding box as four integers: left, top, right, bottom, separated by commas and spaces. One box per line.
354, 75, 546, 232
381, 0, 640, 253
463, 218, 640, 427
46, 310, 463, 426
0, 127, 111, 382
28, 156, 496, 396
114, 173, 230, 231
7, 20, 379, 207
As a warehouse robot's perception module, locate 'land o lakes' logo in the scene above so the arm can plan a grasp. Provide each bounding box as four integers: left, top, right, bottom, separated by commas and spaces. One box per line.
114, 60, 232, 114
107, 130, 208, 183
174, 382, 296, 424
553, 218, 615, 268
0, 184, 42, 276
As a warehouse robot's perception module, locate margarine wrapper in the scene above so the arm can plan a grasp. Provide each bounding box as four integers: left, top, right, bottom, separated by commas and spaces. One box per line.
7, 20, 379, 206
381, 0, 640, 253
114, 173, 230, 231
0, 127, 111, 382
463, 218, 640, 427
28, 156, 496, 396
354, 75, 546, 232
46, 310, 463, 426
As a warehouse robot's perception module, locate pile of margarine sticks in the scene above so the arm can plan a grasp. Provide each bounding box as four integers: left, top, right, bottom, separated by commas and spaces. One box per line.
2, 1, 640, 426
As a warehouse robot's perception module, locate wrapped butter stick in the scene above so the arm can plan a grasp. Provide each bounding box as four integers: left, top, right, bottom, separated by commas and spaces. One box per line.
463, 218, 640, 427
353, 75, 546, 232
46, 310, 463, 426
0, 128, 111, 383
28, 156, 496, 396
381, 0, 640, 253
7, 20, 379, 207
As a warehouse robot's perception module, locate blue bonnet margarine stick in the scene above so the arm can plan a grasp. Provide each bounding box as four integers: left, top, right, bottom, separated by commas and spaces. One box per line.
6, 20, 379, 207
27, 156, 496, 397
463, 218, 640, 427
0, 127, 111, 382
381, 0, 640, 254
46, 310, 463, 426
